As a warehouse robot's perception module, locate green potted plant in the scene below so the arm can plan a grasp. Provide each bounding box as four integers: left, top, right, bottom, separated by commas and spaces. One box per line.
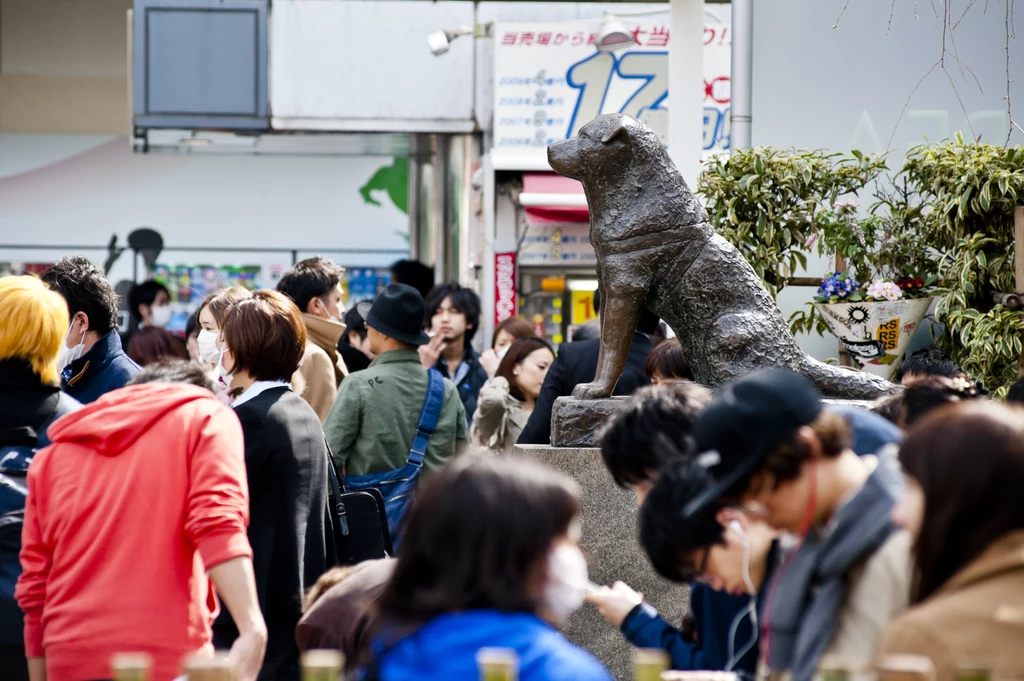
787, 188, 940, 379
699, 147, 887, 297
901, 136, 1024, 394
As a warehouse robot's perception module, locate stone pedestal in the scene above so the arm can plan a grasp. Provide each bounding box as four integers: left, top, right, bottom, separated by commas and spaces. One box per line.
550, 394, 880, 447
514, 444, 689, 681
550, 396, 631, 447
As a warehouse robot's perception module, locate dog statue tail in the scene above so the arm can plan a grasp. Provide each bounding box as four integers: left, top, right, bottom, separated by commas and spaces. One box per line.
797, 356, 901, 400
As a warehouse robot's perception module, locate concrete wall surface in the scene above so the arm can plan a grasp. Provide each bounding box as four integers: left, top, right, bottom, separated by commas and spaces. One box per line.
515, 444, 689, 681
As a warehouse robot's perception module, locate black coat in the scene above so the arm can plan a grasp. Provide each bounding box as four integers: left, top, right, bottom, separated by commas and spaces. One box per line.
517, 333, 653, 445
0, 360, 80, 652
0, 359, 81, 444
337, 342, 372, 373
213, 387, 335, 681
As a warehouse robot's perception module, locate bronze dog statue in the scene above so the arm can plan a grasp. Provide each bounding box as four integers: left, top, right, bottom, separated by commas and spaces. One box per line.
547, 113, 897, 399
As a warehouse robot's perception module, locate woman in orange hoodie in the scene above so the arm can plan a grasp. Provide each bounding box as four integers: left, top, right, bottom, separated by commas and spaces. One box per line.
16, 361, 268, 681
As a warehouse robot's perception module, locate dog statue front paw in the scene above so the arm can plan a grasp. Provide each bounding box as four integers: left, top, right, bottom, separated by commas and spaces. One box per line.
572, 381, 614, 400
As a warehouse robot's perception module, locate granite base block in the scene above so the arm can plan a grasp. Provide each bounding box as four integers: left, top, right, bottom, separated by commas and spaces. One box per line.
550, 394, 879, 448
514, 444, 689, 681
550, 396, 631, 447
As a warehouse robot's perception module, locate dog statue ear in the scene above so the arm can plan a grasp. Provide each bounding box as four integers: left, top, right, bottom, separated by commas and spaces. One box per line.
601, 123, 628, 144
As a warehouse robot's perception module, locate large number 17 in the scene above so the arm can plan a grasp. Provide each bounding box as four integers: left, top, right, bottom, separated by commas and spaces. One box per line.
566, 51, 669, 138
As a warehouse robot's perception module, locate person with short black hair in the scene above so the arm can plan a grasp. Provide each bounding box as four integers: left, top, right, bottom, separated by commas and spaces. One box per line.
337, 303, 375, 373
645, 338, 694, 385
517, 307, 660, 445
879, 402, 1024, 680
214, 289, 335, 681
688, 369, 912, 681
588, 382, 759, 674
899, 374, 985, 429
40, 255, 140, 403
127, 280, 172, 328
597, 382, 711, 503
277, 257, 350, 422
419, 283, 488, 420
125, 280, 189, 367
893, 346, 962, 385
369, 454, 613, 681
389, 259, 434, 299
636, 459, 782, 671
127, 357, 215, 391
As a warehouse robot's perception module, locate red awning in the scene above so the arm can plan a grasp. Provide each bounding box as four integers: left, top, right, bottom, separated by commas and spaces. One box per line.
520, 173, 589, 225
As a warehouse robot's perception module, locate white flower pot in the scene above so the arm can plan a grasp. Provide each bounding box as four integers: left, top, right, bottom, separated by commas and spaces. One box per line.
814, 297, 935, 380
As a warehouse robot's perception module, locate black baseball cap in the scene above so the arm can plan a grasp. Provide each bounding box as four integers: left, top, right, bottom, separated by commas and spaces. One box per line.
683, 368, 823, 517
365, 284, 431, 346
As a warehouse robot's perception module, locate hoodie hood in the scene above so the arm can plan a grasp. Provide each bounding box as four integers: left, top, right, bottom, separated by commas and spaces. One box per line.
47, 383, 218, 456
376, 610, 603, 681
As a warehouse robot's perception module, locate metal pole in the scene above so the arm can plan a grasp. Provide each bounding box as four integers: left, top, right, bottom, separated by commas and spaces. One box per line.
730, 0, 753, 150
406, 134, 426, 263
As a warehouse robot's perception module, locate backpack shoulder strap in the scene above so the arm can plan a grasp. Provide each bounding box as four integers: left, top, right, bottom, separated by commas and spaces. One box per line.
407, 368, 446, 467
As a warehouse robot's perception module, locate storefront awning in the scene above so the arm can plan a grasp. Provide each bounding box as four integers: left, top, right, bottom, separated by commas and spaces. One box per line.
520, 173, 589, 225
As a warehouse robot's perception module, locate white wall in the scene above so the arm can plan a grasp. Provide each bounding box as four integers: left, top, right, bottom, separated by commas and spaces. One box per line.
0, 133, 410, 286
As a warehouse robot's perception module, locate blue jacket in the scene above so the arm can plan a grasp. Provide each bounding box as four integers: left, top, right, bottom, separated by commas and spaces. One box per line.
622, 579, 761, 675
60, 330, 140, 404
372, 610, 613, 681
828, 405, 903, 455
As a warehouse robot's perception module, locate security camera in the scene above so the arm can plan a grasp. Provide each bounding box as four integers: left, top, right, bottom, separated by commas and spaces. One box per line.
427, 30, 452, 56
427, 25, 480, 56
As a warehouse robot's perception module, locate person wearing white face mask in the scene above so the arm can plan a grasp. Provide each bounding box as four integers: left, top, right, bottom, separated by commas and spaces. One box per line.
125, 280, 188, 368
276, 257, 350, 423
211, 289, 334, 681
40, 255, 140, 404
369, 454, 613, 681
196, 287, 253, 403
128, 280, 174, 329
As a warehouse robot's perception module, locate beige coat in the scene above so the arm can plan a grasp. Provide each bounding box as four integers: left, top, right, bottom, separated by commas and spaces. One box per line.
470, 377, 530, 454
824, 528, 914, 663
877, 530, 1024, 681
291, 314, 348, 423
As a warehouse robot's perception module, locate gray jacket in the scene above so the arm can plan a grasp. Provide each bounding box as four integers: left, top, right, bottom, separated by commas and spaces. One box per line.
766, 452, 907, 681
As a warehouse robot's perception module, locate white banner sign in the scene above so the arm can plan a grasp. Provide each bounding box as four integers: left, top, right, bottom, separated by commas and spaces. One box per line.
519, 223, 597, 266
493, 20, 731, 154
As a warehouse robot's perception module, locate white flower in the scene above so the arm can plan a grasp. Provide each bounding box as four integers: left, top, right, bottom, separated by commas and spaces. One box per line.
866, 280, 903, 301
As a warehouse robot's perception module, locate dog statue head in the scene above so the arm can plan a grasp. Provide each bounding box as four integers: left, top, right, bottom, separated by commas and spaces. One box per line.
548, 114, 668, 185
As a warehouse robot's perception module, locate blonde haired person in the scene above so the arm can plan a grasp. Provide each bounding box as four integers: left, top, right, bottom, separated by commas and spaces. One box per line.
0, 276, 82, 681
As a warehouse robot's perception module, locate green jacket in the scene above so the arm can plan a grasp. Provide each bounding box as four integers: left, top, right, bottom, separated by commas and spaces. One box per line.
324, 348, 469, 476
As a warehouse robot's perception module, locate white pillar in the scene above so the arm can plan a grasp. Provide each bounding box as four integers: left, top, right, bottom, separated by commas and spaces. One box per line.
668, 0, 705, 190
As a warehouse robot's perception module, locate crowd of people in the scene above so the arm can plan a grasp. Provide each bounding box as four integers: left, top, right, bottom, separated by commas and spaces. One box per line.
1, 253, 1022, 681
